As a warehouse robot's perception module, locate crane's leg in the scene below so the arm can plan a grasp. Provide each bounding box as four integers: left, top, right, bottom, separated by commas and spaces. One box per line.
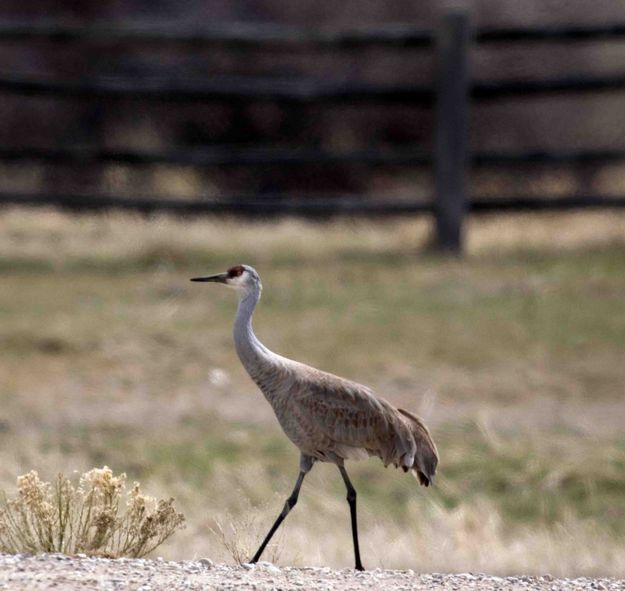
250, 455, 314, 564
338, 465, 364, 571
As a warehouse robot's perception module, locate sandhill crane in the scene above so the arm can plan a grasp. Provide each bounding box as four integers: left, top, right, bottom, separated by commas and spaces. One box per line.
191, 264, 438, 571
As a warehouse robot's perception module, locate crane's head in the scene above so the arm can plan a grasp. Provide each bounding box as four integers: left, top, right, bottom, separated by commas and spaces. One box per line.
190, 264, 262, 293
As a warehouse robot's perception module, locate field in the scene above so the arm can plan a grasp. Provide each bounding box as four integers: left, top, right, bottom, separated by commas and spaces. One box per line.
1, 207, 624, 576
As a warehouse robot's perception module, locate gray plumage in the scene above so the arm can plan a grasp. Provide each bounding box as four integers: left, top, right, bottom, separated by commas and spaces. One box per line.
191, 263, 438, 570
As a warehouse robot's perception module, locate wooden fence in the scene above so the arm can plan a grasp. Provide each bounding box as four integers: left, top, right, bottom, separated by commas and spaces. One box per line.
2, 14, 625, 252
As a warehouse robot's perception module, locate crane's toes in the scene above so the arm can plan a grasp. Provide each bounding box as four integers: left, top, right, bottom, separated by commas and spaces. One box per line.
355, 563, 365, 571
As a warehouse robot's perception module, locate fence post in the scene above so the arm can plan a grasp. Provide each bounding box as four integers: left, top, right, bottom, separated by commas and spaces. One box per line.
434, 11, 471, 254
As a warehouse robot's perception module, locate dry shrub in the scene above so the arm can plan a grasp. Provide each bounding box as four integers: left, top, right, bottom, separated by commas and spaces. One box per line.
0, 467, 185, 557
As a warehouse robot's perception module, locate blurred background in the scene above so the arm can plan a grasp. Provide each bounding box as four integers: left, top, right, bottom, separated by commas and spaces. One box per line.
1, 0, 624, 576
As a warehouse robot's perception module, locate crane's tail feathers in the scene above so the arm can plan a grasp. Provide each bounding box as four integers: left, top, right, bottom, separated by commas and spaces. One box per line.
396, 408, 439, 487
412, 468, 433, 487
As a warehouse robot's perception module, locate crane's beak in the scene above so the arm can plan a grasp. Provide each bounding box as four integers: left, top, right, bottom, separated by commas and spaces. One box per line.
190, 272, 228, 283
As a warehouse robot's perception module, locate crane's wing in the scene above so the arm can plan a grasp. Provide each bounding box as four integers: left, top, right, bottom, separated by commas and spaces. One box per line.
289, 367, 438, 484
293, 370, 392, 449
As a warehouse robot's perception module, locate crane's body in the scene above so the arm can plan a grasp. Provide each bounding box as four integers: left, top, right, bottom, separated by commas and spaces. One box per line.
191, 264, 438, 570
250, 357, 436, 482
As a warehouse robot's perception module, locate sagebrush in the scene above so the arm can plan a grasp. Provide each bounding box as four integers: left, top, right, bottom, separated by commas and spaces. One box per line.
0, 467, 185, 557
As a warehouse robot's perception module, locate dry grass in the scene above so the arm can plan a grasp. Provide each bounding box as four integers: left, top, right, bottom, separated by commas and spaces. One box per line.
210, 499, 284, 566
1, 208, 625, 268
245, 496, 625, 577
1, 207, 624, 575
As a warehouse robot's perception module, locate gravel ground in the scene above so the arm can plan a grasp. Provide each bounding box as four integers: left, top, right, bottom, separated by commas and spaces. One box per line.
0, 554, 623, 591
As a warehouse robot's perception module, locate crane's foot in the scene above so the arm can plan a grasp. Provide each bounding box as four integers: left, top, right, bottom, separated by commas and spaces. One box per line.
355, 562, 365, 571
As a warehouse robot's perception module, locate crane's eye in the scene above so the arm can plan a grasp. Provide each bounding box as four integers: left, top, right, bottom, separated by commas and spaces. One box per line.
227, 265, 245, 278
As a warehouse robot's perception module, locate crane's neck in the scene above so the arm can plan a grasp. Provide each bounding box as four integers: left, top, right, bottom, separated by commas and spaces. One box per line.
233, 285, 281, 382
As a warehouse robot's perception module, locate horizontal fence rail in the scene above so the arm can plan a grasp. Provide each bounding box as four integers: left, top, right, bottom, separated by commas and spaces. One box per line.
0, 146, 432, 166
0, 192, 433, 216
4, 146, 625, 167
1, 192, 624, 216
473, 149, 625, 165
3, 21, 625, 47
0, 21, 434, 48
476, 24, 625, 43
0, 75, 435, 104
473, 75, 625, 99
2, 74, 625, 104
